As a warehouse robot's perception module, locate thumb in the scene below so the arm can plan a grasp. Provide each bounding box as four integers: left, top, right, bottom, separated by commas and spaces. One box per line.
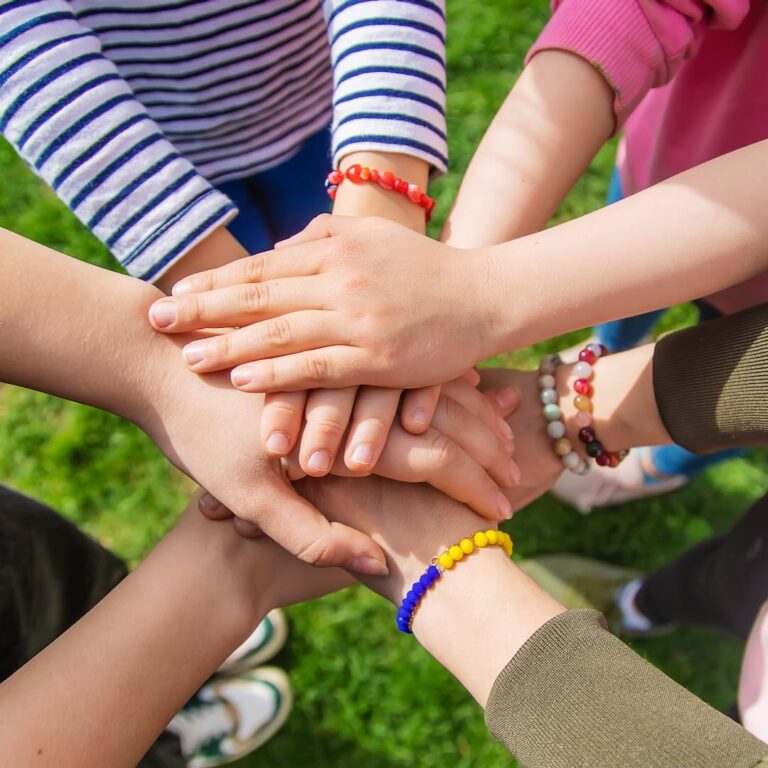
250, 477, 389, 577
275, 212, 360, 249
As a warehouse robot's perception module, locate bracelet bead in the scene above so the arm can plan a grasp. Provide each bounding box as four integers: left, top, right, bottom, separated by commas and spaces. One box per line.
538, 343, 630, 476
396, 533, 512, 633
543, 403, 562, 421
546, 420, 566, 439
326, 165, 436, 221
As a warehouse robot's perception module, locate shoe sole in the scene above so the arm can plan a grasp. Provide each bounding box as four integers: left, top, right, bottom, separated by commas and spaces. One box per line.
218, 608, 288, 675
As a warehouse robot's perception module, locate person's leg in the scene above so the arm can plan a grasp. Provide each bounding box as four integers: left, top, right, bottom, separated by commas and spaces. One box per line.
649, 444, 747, 478
635, 492, 768, 639
0, 485, 127, 682
0, 486, 186, 767
248, 127, 332, 243
594, 168, 666, 351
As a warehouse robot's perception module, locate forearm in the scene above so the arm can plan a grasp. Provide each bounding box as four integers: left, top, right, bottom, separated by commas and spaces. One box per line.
442, 50, 613, 247
0, 227, 163, 422
484, 140, 768, 354
0, 505, 271, 768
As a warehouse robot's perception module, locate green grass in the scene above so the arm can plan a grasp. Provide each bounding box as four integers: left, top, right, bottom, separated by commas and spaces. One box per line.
0, 1, 762, 765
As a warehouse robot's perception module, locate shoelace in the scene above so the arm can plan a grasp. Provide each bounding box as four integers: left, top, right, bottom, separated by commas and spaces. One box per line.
172, 699, 232, 756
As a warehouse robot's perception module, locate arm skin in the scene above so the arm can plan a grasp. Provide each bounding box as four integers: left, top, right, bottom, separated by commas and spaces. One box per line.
441, 50, 614, 246
1, 226, 515, 535
0, 225, 389, 575
149, 138, 768, 393
303, 476, 767, 767
481, 343, 668, 511
0, 497, 349, 768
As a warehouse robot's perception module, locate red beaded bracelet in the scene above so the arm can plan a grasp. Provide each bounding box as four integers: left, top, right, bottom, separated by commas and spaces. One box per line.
570, 343, 630, 468
325, 164, 436, 222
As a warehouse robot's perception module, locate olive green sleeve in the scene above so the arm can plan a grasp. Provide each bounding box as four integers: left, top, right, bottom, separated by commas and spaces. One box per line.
653, 302, 768, 453
484, 610, 768, 768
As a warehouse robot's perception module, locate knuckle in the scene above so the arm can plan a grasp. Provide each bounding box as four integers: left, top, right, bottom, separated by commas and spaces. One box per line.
184, 294, 207, 324
264, 400, 302, 422
429, 434, 458, 470
265, 316, 292, 347
307, 414, 347, 439
360, 415, 391, 436
295, 534, 334, 567
243, 254, 265, 284
303, 354, 330, 383
241, 282, 268, 314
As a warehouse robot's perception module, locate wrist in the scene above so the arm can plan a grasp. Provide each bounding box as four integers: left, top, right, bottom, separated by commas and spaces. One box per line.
471, 245, 519, 359
332, 151, 430, 232
168, 509, 274, 637
412, 551, 563, 705
557, 343, 668, 456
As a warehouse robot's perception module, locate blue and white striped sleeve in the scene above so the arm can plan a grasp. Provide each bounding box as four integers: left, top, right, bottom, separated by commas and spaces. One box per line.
323, 0, 447, 174
0, 1, 236, 282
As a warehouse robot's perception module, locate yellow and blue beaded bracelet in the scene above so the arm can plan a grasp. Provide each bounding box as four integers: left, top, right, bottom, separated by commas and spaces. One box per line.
396, 529, 513, 634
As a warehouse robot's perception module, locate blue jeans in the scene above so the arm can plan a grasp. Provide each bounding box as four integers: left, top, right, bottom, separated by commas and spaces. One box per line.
595, 169, 745, 478
216, 127, 332, 254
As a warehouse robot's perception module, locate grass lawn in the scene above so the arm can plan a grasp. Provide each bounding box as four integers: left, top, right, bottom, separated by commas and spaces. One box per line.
1, 1, 764, 765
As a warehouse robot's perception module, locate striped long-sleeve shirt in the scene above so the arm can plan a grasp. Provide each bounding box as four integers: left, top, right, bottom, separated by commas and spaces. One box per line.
0, 0, 447, 281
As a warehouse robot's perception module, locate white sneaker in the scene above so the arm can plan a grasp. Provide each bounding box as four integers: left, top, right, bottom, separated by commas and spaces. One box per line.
552, 448, 687, 514
218, 608, 288, 675
167, 667, 292, 768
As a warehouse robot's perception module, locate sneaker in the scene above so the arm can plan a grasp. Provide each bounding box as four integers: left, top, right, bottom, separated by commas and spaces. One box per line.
552, 447, 687, 514
519, 554, 675, 636
167, 667, 292, 768
218, 609, 288, 675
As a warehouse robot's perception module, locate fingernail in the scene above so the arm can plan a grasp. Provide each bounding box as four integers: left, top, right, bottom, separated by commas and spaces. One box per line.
172, 280, 193, 296
308, 450, 331, 474
183, 340, 207, 366
198, 492, 221, 512
266, 432, 291, 454
231, 368, 253, 387
149, 300, 176, 328
412, 408, 428, 426
495, 387, 518, 410
509, 460, 522, 486
498, 491, 513, 520
497, 416, 513, 440
349, 556, 389, 576
350, 443, 374, 466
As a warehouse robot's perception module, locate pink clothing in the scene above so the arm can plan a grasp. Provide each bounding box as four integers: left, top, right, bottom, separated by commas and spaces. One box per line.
528, 0, 768, 312
529, 0, 768, 739
741, 601, 768, 742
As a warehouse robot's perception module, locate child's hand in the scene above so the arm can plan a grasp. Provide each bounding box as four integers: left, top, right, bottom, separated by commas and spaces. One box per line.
148, 215, 497, 392
203, 375, 520, 524
261, 370, 512, 480
480, 368, 565, 511
259, 383, 443, 475
321, 375, 519, 520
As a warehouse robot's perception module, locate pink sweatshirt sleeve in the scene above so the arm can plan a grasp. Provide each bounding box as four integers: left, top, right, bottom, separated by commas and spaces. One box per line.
526, 0, 751, 128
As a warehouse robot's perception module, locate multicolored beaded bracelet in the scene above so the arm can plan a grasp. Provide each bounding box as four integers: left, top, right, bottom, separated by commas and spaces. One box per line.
325, 164, 436, 222
396, 529, 513, 634
538, 343, 630, 474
